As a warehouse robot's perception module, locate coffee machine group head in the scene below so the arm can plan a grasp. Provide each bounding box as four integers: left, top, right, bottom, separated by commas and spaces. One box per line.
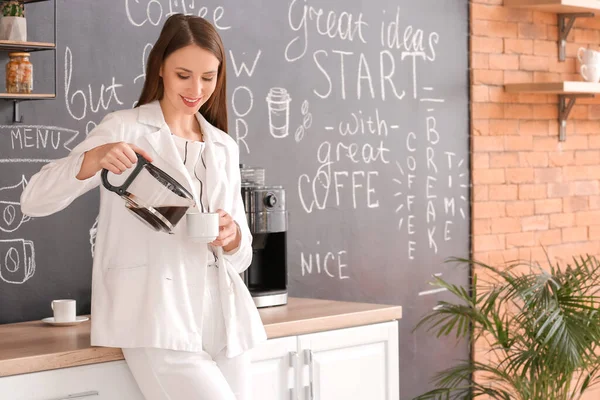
240, 165, 288, 308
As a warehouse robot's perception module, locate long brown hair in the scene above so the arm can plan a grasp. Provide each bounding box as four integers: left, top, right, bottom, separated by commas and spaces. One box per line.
136, 14, 228, 133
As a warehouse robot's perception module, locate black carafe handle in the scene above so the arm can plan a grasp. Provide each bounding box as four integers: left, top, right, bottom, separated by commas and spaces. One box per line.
101, 153, 149, 195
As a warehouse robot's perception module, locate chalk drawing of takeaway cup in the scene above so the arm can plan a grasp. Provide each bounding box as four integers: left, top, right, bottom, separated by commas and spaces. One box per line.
0, 175, 31, 233
266, 88, 291, 138
0, 238, 36, 284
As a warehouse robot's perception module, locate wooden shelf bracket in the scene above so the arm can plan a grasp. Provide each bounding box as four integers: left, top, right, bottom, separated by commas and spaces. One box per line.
558, 94, 593, 141
558, 12, 595, 61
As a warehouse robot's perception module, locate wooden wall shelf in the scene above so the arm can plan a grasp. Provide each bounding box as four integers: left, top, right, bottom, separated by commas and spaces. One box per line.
0, 93, 56, 99
0, 40, 55, 52
505, 1, 598, 61
505, 81, 598, 142
504, 0, 600, 14
0, 94, 56, 123
503, 3, 600, 142
0, 0, 57, 123
505, 81, 600, 94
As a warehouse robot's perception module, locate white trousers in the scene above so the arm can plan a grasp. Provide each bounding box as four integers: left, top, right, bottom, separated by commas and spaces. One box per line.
122, 266, 251, 400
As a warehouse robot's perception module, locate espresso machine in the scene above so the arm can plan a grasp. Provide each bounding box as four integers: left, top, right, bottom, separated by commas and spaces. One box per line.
240, 165, 288, 308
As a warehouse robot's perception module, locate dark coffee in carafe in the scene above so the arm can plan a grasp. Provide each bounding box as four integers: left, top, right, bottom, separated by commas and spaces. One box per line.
126, 204, 188, 232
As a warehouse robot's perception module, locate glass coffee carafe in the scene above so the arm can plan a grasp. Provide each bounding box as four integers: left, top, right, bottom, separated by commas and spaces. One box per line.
101, 154, 196, 233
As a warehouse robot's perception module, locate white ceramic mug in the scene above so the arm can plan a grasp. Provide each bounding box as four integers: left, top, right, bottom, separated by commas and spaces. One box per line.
577, 47, 600, 66
51, 299, 76, 323
581, 64, 600, 83
186, 212, 219, 243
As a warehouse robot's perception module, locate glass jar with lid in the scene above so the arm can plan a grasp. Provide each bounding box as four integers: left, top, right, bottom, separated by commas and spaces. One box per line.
6, 52, 32, 94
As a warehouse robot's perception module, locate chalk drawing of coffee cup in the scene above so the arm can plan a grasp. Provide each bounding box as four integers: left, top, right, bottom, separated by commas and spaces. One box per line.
0, 175, 31, 233
266, 87, 291, 138
0, 238, 36, 284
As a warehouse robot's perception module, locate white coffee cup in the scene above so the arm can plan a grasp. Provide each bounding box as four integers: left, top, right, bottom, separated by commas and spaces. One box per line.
186, 212, 219, 243
577, 47, 600, 66
51, 299, 76, 323
581, 64, 600, 83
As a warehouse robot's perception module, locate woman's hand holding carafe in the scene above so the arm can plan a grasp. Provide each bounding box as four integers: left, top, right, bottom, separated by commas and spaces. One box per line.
77, 142, 153, 180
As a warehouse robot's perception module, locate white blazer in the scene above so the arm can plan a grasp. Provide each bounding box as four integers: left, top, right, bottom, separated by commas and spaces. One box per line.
20, 101, 267, 357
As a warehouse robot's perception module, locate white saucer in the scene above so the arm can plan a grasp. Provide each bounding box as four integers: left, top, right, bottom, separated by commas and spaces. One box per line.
42, 316, 89, 326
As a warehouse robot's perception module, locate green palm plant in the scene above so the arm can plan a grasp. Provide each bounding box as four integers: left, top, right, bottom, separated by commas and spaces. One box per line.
413, 254, 600, 400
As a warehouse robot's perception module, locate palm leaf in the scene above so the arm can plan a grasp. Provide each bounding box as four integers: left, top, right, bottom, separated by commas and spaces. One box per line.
414, 255, 600, 400
412, 361, 515, 400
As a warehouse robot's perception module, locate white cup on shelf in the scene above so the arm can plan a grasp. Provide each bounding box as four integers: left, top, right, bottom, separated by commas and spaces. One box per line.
580, 64, 600, 83
577, 47, 600, 66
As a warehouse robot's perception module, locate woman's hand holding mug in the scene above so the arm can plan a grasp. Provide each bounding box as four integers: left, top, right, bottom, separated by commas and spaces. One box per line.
211, 209, 240, 251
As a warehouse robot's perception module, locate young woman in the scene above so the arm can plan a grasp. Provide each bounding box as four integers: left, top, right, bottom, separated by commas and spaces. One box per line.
20, 14, 266, 400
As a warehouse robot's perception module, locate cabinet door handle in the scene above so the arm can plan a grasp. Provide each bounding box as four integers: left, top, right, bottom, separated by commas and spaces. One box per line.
289, 351, 298, 400
304, 349, 313, 364
304, 350, 314, 400
46, 391, 99, 400
304, 383, 314, 400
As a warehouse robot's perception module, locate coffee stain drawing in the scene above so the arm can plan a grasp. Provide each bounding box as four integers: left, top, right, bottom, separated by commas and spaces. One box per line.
0, 238, 36, 284
0, 175, 31, 233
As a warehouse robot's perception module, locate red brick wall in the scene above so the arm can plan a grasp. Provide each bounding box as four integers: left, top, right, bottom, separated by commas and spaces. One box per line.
470, 1, 600, 399
471, 0, 600, 267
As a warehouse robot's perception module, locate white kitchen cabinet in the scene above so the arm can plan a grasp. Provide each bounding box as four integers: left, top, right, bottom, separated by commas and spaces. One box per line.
0, 360, 144, 400
250, 321, 399, 400
250, 335, 298, 400
298, 321, 399, 400
0, 321, 399, 400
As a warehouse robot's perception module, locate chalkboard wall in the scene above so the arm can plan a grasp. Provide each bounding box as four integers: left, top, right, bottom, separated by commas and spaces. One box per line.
0, 1, 470, 397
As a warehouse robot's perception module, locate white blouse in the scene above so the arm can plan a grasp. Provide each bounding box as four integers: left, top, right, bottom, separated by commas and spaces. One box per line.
171, 135, 208, 209
171, 133, 226, 356
171, 134, 218, 265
